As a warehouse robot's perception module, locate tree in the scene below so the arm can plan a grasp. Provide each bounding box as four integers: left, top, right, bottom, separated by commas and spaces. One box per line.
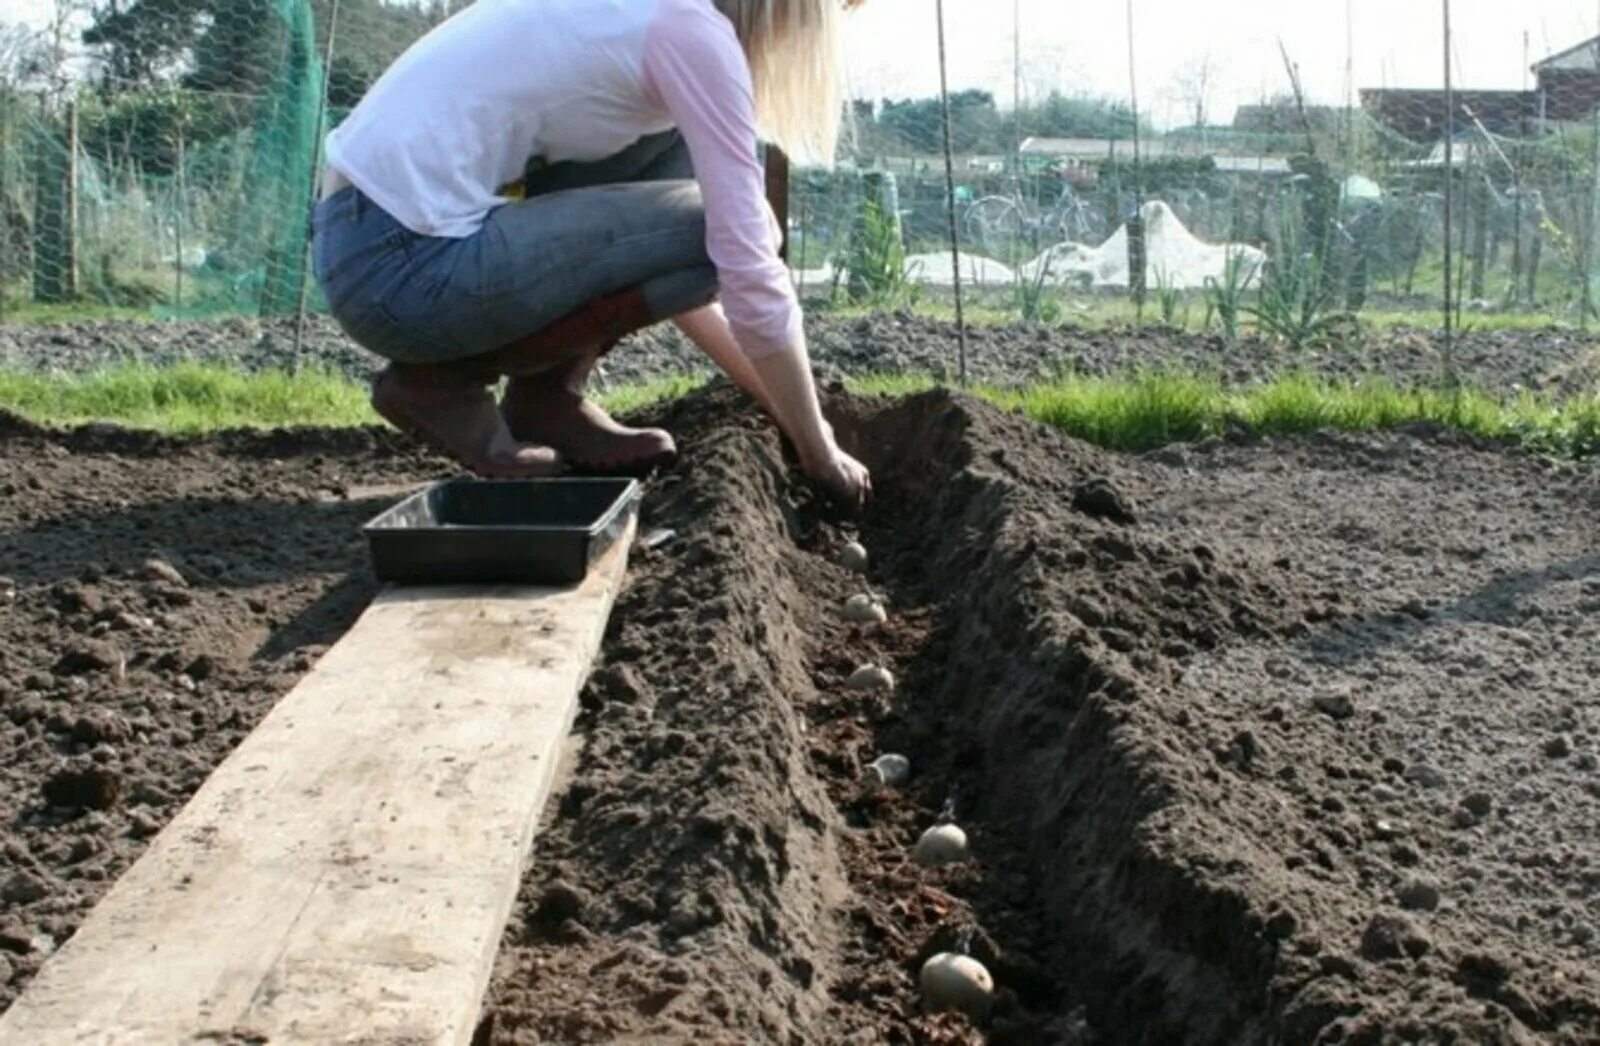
8, 0, 95, 104
1021, 92, 1142, 140
83, 0, 441, 108
1169, 53, 1219, 130
83, 0, 207, 88
0, 23, 48, 90
878, 89, 1001, 155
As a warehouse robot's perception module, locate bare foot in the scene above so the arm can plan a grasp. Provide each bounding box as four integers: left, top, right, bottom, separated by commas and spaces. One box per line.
502, 377, 677, 477
371, 364, 561, 478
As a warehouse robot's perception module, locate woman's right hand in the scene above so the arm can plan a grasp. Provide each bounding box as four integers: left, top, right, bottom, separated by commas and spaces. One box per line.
803, 442, 873, 510
743, 337, 868, 507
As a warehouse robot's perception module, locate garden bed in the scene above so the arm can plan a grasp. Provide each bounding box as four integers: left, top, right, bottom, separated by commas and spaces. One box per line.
2, 383, 1598, 1043
480, 386, 1600, 1042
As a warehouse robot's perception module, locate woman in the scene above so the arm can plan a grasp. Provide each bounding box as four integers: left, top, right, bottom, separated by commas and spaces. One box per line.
312, 0, 871, 507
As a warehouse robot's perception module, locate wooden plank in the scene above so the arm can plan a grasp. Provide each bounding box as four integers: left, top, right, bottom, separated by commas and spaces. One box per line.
0, 521, 635, 1046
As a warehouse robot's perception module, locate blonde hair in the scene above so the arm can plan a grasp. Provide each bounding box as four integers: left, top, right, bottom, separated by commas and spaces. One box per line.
714, 0, 844, 166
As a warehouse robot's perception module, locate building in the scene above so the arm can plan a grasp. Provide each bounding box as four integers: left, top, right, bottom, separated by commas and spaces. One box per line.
1357, 89, 1534, 140
1361, 34, 1600, 142
1017, 137, 1291, 178
1533, 36, 1600, 122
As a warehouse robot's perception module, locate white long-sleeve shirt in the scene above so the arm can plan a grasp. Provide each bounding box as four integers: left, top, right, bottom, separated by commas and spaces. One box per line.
324, 0, 800, 358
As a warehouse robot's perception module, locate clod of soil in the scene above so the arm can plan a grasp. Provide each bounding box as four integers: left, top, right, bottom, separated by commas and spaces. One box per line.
41, 761, 122, 812
1544, 734, 1574, 759
841, 593, 887, 624
1071, 478, 1136, 523
913, 823, 970, 868
846, 664, 895, 692
839, 541, 869, 573
919, 952, 994, 1020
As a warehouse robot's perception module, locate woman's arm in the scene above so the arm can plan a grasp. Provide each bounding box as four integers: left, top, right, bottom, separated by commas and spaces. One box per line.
643, 2, 867, 505
673, 304, 781, 418
678, 303, 867, 504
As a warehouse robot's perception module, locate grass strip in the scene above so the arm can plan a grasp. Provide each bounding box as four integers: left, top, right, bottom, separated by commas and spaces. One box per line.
1, 363, 1597, 458
0, 364, 702, 435
851, 370, 1600, 458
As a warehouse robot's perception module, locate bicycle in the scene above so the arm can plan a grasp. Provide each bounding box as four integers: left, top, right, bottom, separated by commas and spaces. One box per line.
963, 181, 1106, 258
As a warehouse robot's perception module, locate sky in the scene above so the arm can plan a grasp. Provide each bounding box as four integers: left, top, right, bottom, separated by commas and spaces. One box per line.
842, 1, 1600, 127
7, 0, 1600, 127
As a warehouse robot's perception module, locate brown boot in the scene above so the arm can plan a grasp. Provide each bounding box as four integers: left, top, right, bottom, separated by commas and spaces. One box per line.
501, 345, 678, 477
371, 363, 562, 478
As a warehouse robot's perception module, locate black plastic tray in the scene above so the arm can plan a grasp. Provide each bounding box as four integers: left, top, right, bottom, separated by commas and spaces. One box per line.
362, 478, 640, 585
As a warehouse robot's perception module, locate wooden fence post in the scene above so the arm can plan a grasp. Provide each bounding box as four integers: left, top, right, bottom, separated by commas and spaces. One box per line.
765, 146, 790, 263
1469, 176, 1488, 302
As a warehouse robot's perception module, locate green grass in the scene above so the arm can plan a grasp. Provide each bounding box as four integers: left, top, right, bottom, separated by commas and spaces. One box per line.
0, 301, 164, 325
846, 370, 1600, 458
594, 375, 707, 415
2, 362, 1598, 460
0, 364, 702, 435
0, 363, 377, 432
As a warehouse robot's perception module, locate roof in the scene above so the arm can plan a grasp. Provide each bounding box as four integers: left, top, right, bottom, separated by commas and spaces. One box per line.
1534, 35, 1600, 73
1017, 138, 1290, 175
1019, 137, 1167, 158
1213, 156, 1292, 175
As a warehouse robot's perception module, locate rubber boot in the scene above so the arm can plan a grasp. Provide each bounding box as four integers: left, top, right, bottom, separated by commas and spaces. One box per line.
501, 342, 678, 477
369, 363, 561, 478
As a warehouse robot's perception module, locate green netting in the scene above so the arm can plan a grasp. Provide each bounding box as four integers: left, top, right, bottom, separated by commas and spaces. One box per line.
1, 0, 338, 320
217, 0, 323, 318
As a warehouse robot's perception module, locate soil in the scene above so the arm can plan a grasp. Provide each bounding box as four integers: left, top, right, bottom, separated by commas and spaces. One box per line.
478, 386, 1600, 1043
5, 313, 1600, 395
0, 411, 443, 1010
3, 382, 1599, 1042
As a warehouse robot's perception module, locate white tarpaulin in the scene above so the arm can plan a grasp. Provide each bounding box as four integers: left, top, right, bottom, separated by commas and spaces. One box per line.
789, 252, 1019, 290
902, 252, 1018, 287
790, 200, 1263, 292
1022, 200, 1266, 291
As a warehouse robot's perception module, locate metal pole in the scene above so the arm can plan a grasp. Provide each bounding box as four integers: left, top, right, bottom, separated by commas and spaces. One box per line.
1343, 0, 1354, 174
1587, 2, 1600, 326
293, 0, 342, 362
1442, 0, 1455, 377
174, 123, 185, 308
1511, 30, 1527, 306
935, 0, 969, 387
1127, 0, 1145, 322
1013, 0, 1022, 176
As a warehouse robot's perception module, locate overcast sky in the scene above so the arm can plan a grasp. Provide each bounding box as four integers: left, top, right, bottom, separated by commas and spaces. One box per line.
9, 0, 1600, 126
844, 1, 1600, 126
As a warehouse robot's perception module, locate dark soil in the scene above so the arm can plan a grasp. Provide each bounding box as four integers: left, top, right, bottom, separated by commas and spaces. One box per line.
0, 411, 442, 1009
5, 313, 1599, 394
478, 386, 1600, 1043
3, 383, 1598, 1043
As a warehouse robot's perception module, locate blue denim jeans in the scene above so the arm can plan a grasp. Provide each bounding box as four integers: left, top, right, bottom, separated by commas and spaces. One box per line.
312, 132, 718, 364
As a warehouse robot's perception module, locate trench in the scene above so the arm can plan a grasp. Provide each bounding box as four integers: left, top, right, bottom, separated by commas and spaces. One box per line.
478, 387, 1284, 1043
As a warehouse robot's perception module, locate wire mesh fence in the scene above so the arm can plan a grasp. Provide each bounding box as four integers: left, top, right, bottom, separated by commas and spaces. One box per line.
2, 0, 1600, 356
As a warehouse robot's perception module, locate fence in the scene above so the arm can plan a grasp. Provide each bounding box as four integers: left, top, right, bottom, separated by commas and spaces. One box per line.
3, 0, 1600, 357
